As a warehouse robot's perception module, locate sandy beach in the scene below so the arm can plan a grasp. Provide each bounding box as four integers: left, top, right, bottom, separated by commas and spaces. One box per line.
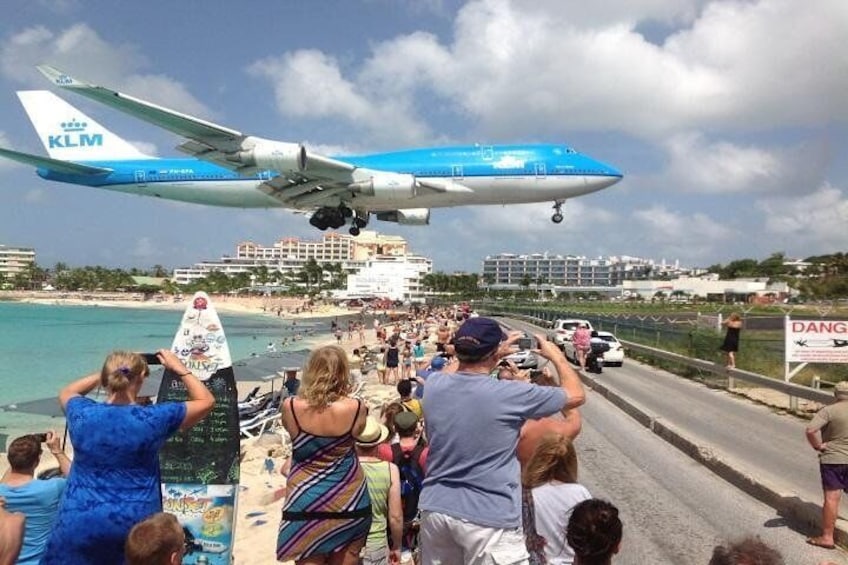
3, 290, 355, 321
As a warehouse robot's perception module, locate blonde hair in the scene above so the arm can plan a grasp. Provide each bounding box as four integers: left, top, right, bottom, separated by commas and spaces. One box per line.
101, 351, 148, 393
728, 312, 742, 322
300, 345, 351, 408
522, 433, 578, 489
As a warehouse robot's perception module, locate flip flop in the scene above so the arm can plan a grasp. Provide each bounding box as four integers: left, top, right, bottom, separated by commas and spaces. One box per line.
806, 537, 836, 550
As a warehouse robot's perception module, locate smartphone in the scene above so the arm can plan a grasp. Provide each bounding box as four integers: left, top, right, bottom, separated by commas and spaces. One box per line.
141, 353, 161, 365
518, 337, 533, 351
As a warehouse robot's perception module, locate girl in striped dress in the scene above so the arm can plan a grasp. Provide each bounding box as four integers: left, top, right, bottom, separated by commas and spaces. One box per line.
277, 345, 372, 564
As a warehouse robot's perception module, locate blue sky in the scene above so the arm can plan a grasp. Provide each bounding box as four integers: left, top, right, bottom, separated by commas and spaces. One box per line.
0, 0, 845, 273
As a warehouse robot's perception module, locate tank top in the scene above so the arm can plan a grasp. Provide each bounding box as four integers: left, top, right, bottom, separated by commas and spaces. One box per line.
360, 460, 392, 550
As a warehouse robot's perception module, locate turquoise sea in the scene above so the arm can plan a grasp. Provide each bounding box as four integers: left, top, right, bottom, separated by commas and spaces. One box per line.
0, 302, 330, 443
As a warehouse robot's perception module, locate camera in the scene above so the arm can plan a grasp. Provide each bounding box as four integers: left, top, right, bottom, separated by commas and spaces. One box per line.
141, 353, 161, 365
518, 337, 533, 351
529, 369, 545, 381
33, 433, 48, 443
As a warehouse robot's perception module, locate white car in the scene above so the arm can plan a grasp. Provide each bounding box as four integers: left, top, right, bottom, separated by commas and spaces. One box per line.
547, 319, 594, 349
563, 330, 625, 367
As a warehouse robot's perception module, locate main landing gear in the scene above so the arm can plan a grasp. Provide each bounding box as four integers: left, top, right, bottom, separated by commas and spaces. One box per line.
551, 200, 565, 224
349, 211, 369, 236
308, 206, 369, 236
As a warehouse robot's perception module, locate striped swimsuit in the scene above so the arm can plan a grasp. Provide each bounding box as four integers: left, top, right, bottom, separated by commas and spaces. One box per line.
277, 398, 372, 561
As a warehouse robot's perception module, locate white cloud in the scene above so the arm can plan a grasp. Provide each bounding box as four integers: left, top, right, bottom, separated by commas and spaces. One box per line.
757, 184, 848, 253
0, 24, 213, 119
23, 188, 47, 203
247, 0, 847, 146
248, 50, 432, 146
660, 132, 826, 195
631, 205, 736, 262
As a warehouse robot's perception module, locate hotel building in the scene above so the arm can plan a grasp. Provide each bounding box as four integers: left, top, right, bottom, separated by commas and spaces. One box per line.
0, 245, 36, 278
481, 252, 661, 288
172, 231, 431, 299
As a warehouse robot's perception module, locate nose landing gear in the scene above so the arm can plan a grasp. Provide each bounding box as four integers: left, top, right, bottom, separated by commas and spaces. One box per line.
551, 200, 565, 224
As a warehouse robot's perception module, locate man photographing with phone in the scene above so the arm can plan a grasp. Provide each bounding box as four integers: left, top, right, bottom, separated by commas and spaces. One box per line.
0, 431, 71, 564
419, 317, 585, 564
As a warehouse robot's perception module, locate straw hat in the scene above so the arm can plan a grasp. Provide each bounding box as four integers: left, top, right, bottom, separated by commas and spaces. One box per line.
355, 416, 389, 446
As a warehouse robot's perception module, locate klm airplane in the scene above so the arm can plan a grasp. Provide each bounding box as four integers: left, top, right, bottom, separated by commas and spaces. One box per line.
0, 66, 623, 235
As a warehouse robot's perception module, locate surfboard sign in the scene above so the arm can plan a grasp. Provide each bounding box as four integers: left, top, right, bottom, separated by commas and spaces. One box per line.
158, 292, 240, 565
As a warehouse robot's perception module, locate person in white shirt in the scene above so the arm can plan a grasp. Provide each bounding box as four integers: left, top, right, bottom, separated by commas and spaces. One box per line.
522, 433, 591, 565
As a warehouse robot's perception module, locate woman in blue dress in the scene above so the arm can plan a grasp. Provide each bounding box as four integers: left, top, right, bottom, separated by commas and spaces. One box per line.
41, 350, 215, 565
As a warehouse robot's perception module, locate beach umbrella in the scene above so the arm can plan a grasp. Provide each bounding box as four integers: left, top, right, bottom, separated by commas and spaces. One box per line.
0, 396, 66, 419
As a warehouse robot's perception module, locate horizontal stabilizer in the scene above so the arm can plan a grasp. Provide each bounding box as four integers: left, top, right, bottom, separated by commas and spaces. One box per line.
0, 146, 112, 175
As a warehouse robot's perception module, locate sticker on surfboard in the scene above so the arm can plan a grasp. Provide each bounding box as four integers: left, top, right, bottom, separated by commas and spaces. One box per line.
158, 292, 240, 564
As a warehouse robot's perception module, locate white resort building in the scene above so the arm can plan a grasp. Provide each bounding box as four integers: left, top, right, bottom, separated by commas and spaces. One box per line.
0, 245, 36, 278
172, 231, 431, 300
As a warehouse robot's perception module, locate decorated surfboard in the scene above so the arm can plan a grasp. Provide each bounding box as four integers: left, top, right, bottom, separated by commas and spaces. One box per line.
158, 292, 240, 565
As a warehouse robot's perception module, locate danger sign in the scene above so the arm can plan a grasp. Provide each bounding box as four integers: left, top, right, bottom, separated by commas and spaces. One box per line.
785, 319, 848, 363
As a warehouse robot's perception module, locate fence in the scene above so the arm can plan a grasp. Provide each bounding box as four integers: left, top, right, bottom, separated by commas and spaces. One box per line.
479, 304, 834, 409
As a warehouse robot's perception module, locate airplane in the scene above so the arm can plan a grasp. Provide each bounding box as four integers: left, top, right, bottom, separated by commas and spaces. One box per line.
0, 65, 623, 235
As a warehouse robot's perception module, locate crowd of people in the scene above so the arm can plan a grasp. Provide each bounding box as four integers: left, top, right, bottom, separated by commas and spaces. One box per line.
0, 305, 832, 564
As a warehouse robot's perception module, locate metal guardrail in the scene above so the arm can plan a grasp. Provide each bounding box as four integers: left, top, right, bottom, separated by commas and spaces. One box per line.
620, 339, 833, 404
495, 312, 834, 407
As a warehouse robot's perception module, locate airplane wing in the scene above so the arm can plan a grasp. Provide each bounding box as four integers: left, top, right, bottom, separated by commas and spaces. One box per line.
37, 65, 358, 206
0, 146, 112, 175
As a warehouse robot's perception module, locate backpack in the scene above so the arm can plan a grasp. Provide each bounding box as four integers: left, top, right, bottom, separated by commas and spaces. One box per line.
391, 443, 425, 523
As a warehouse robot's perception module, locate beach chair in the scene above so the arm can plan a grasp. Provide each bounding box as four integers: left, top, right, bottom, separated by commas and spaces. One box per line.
240, 408, 282, 439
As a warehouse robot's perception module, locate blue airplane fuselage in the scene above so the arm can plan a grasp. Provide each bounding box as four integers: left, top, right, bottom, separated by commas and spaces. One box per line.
36, 143, 621, 211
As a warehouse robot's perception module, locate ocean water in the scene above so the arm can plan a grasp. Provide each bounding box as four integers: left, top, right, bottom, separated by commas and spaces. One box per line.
0, 302, 331, 442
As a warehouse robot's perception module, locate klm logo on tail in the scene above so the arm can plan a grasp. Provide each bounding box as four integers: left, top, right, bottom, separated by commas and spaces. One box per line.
48, 119, 103, 149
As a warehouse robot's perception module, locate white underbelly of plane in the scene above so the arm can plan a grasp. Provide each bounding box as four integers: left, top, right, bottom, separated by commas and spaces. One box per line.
107, 173, 618, 210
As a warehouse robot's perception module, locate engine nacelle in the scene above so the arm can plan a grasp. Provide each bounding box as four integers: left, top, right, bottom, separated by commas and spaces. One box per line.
376, 208, 431, 225
231, 138, 306, 172
350, 173, 415, 200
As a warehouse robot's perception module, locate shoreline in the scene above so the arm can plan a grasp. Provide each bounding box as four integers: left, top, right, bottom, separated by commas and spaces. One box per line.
2, 290, 358, 321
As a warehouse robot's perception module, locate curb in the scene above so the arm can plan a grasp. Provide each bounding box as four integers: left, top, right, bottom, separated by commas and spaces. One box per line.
578, 370, 848, 547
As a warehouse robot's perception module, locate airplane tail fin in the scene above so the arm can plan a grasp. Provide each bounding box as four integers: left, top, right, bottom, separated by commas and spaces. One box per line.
16, 90, 153, 161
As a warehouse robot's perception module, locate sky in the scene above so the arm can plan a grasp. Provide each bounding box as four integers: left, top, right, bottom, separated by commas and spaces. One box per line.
0, 0, 846, 273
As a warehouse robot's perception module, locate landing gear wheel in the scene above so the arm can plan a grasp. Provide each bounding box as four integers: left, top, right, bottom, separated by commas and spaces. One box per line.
341, 207, 353, 218
354, 217, 368, 228
349, 226, 361, 236
551, 200, 565, 224
552, 213, 563, 224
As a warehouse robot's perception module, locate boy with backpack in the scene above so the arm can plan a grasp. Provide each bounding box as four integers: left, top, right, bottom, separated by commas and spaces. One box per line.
378, 411, 428, 561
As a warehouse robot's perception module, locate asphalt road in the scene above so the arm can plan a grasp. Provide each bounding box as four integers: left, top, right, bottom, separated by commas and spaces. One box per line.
501, 317, 848, 563
578, 392, 843, 564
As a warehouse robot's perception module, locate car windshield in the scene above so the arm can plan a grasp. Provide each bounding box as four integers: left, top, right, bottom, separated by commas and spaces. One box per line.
563, 322, 579, 330
599, 335, 618, 343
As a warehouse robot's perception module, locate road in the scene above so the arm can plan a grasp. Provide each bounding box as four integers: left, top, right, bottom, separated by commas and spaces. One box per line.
502, 318, 848, 563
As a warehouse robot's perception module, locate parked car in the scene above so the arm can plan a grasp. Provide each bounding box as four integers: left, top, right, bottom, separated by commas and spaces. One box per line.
564, 330, 624, 366
547, 319, 594, 349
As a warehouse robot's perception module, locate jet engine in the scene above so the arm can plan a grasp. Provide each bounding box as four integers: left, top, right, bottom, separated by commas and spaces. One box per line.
230, 138, 306, 172
350, 173, 416, 199
376, 208, 431, 225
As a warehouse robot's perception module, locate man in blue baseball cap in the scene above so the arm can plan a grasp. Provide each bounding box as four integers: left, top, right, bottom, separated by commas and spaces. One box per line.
419, 317, 586, 564
412, 355, 448, 400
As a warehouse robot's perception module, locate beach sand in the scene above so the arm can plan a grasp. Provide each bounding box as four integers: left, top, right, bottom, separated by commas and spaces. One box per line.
5, 290, 355, 320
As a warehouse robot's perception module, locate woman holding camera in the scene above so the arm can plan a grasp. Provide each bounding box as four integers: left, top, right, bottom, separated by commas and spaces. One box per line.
41, 350, 215, 565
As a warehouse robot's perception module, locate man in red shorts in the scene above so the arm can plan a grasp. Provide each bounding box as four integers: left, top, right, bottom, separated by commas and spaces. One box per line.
805, 380, 848, 550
